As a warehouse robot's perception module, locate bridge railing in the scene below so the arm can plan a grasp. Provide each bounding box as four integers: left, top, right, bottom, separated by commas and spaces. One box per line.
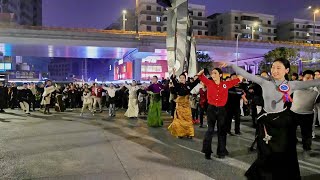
0, 24, 319, 47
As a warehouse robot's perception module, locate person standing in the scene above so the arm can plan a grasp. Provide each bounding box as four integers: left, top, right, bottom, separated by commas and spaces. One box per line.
197, 68, 241, 159
168, 68, 200, 139
102, 83, 118, 117
291, 70, 319, 152
0, 81, 8, 113
225, 73, 246, 135
80, 87, 94, 116
124, 80, 140, 118
18, 83, 33, 115
313, 70, 320, 138
91, 83, 103, 113
198, 81, 208, 128
146, 76, 164, 127
41, 80, 56, 114
226, 58, 320, 179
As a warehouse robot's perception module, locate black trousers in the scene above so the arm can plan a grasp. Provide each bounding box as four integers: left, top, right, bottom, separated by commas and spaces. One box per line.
226, 105, 241, 134
292, 112, 313, 151
192, 105, 198, 120
170, 100, 176, 117
199, 104, 207, 126
202, 105, 227, 156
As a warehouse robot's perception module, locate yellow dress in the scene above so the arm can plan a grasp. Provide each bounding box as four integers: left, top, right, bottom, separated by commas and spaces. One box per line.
168, 95, 194, 137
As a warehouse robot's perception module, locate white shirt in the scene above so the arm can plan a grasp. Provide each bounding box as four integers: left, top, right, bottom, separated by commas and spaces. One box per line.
102, 87, 117, 98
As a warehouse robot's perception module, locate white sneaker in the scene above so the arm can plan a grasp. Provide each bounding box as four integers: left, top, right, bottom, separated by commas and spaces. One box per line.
312, 131, 316, 139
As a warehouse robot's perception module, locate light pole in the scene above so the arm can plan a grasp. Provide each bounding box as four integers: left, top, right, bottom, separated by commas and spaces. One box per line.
236, 33, 241, 66
136, 0, 139, 34
308, 6, 319, 61
122, 10, 127, 31
313, 9, 319, 47
251, 22, 259, 40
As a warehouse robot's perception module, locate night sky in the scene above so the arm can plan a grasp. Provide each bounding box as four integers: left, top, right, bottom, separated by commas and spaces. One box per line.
43, 0, 320, 29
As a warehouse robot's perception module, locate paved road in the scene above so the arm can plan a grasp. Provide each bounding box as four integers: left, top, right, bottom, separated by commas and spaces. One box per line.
0, 109, 320, 180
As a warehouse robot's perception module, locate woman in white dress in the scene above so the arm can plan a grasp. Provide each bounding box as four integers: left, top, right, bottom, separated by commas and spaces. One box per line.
124, 80, 140, 118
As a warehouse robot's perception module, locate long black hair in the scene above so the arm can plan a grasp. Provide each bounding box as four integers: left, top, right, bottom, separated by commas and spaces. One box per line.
272, 58, 290, 81
213, 67, 223, 80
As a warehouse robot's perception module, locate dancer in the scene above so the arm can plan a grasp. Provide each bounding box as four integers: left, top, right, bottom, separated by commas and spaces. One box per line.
80, 87, 94, 116
124, 80, 139, 118
224, 58, 320, 179
168, 68, 200, 139
146, 76, 164, 127
291, 70, 319, 152
102, 83, 118, 117
17, 83, 33, 115
41, 80, 56, 114
91, 83, 103, 113
198, 81, 208, 128
198, 68, 241, 159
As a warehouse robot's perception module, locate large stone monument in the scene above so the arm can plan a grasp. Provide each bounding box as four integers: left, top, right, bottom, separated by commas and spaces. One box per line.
157, 0, 197, 76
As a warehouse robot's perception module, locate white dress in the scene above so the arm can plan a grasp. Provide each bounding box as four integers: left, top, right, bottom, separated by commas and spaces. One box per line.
124, 85, 140, 117
41, 86, 55, 105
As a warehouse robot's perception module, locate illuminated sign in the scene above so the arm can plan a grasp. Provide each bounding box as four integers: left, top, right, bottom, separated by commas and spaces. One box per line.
118, 59, 123, 65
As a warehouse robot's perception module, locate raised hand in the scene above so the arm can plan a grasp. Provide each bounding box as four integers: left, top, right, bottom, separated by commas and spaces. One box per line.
219, 62, 229, 68
238, 75, 244, 82
172, 68, 176, 76
197, 69, 205, 76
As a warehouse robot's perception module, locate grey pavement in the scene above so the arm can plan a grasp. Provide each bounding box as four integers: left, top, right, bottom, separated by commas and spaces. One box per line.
0, 108, 320, 180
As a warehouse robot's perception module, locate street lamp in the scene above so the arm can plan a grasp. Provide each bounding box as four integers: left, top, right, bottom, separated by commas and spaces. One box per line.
122, 10, 127, 31
252, 22, 259, 40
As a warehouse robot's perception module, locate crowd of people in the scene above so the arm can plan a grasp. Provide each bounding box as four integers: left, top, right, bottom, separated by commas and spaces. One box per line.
0, 58, 320, 179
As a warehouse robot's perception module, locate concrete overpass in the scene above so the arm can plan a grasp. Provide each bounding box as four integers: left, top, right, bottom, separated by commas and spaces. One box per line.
0, 25, 316, 64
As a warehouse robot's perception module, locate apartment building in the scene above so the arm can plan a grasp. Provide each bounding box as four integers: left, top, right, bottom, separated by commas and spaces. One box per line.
208, 10, 277, 40
277, 18, 320, 44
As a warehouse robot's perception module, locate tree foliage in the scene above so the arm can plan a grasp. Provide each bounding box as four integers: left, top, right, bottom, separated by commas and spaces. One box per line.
197, 51, 214, 70
259, 47, 299, 73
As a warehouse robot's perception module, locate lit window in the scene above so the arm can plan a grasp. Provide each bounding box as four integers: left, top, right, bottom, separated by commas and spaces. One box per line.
109, 65, 112, 71
123, 65, 126, 72
156, 16, 161, 22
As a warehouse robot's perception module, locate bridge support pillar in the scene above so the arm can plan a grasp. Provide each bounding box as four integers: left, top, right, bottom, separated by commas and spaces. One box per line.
133, 58, 141, 81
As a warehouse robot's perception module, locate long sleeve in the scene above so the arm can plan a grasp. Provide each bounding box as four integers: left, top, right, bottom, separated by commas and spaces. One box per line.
198, 74, 211, 86
189, 78, 200, 90
290, 79, 320, 91
225, 78, 240, 89
170, 75, 179, 91
230, 64, 266, 85
124, 84, 131, 90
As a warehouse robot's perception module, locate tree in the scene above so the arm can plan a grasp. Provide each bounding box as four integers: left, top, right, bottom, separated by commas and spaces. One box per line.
259, 47, 299, 74
197, 51, 214, 70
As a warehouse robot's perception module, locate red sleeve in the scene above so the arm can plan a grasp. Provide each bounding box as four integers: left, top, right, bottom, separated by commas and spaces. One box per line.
226, 78, 240, 89
198, 74, 211, 87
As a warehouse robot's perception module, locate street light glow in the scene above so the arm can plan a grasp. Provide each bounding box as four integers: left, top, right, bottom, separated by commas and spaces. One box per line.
308, 6, 312, 9
253, 22, 259, 27
122, 10, 127, 14
315, 9, 320, 14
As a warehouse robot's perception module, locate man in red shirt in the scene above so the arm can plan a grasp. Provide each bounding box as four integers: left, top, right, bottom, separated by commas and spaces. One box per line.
91, 83, 103, 113
198, 68, 242, 159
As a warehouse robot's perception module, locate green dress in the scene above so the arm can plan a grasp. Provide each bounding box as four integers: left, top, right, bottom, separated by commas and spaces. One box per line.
147, 93, 163, 127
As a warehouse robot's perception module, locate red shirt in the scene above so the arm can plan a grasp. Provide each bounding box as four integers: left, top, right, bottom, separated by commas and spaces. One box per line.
199, 88, 208, 108
198, 74, 240, 107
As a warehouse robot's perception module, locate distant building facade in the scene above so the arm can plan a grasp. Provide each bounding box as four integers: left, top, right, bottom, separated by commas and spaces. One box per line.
207, 10, 277, 41
0, 0, 42, 26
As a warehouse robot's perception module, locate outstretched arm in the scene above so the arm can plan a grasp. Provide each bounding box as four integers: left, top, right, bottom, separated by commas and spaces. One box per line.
290, 79, 320, 91
197, 70, 211, 86
229, 64, 266, 85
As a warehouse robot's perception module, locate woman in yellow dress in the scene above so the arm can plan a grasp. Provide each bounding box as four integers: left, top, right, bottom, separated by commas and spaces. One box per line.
168, 68, 200, 139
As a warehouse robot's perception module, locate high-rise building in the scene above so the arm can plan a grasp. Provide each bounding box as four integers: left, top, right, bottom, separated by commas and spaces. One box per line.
277, 18, 320, 44
106, 0, 208, 35
207, 10, 277, 41
0, 0, 42, 26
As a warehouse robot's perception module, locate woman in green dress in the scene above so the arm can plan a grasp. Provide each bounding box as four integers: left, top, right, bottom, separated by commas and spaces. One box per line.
146, 76, 164, 127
